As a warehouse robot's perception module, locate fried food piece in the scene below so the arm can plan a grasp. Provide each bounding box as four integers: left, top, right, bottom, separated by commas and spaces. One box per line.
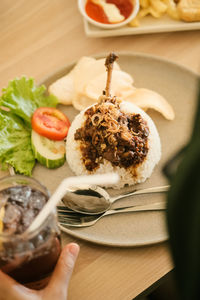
48, 70, 74, 105
150, 0, 168, 14
163, 0, 180, 19
124, 88, 175, 120
177, 0, 200, 21
129, 0, 180, 27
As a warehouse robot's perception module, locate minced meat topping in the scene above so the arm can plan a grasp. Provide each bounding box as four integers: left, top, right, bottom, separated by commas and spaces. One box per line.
74, 97, 149, 171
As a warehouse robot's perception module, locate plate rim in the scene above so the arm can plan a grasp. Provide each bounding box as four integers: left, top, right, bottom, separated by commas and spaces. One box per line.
41, 51, 199, 87
83, 16, 200, 37
59, 224, 169, 247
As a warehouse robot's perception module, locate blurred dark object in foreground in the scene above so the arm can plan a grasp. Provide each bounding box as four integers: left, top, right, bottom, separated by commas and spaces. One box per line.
164, 78, 200, 300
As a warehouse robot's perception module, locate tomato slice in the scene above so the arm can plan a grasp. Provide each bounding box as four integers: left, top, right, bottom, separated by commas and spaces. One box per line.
31, 107, 70, 141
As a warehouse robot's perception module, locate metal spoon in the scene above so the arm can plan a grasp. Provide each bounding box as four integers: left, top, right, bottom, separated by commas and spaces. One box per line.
62, 184, 169, 215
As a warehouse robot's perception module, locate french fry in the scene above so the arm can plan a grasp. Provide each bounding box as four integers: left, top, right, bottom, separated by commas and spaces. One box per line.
150, 0, 168, 13
128, 0, 180, 27
140, 0, 150, 8
138, 6, 162, 18
138, 7, 151, 17
128, 16, 140, 26
149, 6, 164, 17
164, 0, 180, 19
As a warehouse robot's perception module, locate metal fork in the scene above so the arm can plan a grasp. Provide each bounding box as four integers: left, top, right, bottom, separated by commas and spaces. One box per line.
57, 202, 166, 228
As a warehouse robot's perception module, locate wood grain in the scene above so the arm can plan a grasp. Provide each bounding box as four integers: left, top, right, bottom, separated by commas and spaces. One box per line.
0, 1, 199, 299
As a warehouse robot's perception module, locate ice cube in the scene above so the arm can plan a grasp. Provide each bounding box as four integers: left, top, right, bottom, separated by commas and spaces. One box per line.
3, 222, 18, 235
10, 186, 32, 207
3, 204, 21, 224
22, 209, 35, 228
29, 191, 46, 210
35, 234, 44, 247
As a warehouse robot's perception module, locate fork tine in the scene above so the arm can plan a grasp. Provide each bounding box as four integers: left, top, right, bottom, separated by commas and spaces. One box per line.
59, 221, 83, 228
57, 205, 73, 210
57, 210, 79, 216
58, 220, 81, 226
58, 215, 79, 221
58, 216, 81, 224
58, 217, 79, 224
58, 211, 86, 226
57, 206, 75, 213
58, 212, 81, 220
57, 209, 100, 227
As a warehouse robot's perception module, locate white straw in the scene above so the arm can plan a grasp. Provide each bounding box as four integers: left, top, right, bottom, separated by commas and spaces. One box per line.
26, 173, 119, 234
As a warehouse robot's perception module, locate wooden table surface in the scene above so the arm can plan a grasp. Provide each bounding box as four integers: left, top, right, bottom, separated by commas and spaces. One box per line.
0, 1, 199, 299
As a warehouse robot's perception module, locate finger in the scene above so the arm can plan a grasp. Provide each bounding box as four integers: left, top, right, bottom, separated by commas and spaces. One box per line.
45, 243, 79, 299
0, 271, 38, 300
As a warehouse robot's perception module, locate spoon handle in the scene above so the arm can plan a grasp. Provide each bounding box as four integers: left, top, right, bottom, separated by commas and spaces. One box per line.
110, 185, 170, 203
104, 201, 166, 217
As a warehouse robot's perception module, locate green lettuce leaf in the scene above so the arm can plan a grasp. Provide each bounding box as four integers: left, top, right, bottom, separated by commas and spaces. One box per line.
0, 77, 57, 126
0, 109, 35, 175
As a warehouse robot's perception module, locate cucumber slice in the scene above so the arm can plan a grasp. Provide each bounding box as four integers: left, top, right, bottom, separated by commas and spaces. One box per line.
31, 130, 66, 169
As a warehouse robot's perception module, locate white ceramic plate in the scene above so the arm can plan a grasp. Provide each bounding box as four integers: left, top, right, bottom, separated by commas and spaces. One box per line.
83, 16, 200, 37
39, 53, 198, 247
1, 53, 198, 247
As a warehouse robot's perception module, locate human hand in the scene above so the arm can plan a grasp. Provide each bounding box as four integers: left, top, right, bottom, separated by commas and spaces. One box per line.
0, 243, 79, 300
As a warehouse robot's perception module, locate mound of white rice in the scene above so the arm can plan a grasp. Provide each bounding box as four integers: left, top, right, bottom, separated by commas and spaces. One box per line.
66, 101, 161, 189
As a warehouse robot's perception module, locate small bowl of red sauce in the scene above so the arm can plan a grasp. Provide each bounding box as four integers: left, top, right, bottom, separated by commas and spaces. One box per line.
78, 0, 139, 29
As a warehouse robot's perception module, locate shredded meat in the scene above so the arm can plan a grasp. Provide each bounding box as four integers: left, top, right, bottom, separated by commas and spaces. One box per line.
74, 97, 149, 171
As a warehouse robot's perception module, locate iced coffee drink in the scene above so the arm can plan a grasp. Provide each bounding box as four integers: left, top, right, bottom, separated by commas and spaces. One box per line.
0, 175, 61, 289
